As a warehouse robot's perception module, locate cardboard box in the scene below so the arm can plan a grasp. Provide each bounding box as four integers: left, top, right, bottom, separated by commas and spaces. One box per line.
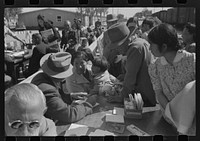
124, 98, 142, 119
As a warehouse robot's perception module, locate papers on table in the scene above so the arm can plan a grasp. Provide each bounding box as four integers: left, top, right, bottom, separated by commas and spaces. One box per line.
64, 123, 89, 136
105, 114, 124, 124
127, 124, 150, 136
105, 107, 125, 124
113, 107, 124, 116
89, 129, 115, 136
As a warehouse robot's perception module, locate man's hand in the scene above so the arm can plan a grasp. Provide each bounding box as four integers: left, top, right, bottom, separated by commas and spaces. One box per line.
70, 92, 88, 100
117, 74, 125, 82
107, 95, 123, 103
86, 95, 97, 106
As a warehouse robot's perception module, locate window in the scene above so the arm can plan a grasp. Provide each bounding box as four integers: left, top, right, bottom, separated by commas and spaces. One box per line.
57, 16, 62, 22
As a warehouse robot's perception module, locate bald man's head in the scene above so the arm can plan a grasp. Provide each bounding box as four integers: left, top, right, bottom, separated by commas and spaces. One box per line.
5, 83, 47, 136
64, 20, 71, 30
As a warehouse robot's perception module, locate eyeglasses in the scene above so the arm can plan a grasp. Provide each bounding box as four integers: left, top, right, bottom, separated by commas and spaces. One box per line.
8, 120, 40, 129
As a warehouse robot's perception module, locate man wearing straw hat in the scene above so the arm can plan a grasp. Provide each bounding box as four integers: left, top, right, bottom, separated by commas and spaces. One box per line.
31, 52, 97, 125
104, 23, 156, 107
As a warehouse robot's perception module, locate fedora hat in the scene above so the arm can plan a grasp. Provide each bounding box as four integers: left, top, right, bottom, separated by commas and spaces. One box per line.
104, 22, 130, 48
106, 14, 118, 22
40, 52, 73, 79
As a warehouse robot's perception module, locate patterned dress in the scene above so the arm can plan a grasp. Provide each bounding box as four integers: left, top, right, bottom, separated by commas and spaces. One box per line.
148, 50, 195, 101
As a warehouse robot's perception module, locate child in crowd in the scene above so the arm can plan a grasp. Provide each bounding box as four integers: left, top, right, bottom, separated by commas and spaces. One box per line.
90, 56, 117, 95
32, 33, 48, 54
148, 23, 196, 135
64, 49, 94, 94
182, 22, 196, 53
77, 37, 89, 51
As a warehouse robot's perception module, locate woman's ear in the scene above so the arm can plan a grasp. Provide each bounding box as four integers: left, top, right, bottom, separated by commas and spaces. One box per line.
161, 44, 168, 54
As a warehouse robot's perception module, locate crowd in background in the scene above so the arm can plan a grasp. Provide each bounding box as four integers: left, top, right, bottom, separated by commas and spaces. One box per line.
4, 12, 196, 136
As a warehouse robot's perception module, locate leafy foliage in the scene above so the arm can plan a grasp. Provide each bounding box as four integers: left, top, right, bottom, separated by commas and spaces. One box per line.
4, 8, 22, 20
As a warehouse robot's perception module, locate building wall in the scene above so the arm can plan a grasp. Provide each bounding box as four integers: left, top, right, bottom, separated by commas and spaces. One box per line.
18, 9, 77, 29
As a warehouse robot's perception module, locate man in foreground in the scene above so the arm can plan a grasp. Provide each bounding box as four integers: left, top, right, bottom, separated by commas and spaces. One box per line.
31, 52, 97, 125
5, 83, 57, 136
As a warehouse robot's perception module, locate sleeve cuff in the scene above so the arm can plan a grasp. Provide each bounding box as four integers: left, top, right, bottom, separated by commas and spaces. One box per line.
82, 101, 93, 108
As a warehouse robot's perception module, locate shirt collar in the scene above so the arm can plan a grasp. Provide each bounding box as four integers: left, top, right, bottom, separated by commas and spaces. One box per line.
160, 50, 184, 65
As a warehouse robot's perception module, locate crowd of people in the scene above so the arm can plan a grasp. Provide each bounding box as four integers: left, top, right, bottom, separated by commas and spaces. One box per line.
4, 12, 196, 136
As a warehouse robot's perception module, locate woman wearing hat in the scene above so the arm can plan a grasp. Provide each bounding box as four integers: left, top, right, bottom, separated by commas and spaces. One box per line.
105, 23, 156, 107
31, 52, 97, 125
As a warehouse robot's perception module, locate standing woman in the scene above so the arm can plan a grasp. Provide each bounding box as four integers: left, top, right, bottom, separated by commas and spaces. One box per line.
148, 23, 196, 135
37, 14, 61, 53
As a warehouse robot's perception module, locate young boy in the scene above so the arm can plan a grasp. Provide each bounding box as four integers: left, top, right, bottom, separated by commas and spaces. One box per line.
32, 33, 48, 54
90, 56, 121, 96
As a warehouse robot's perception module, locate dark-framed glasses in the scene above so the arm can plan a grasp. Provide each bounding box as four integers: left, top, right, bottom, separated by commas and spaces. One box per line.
8, 120, 40, 129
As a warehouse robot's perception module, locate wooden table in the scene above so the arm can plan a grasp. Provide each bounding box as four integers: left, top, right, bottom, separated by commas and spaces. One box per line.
56, 95, 178, 136
5, 49, 33, 84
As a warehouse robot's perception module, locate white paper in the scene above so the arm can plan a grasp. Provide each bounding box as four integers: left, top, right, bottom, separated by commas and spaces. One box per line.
64, 123, 89, 136
40, 28, 58, 46
113, 107, 124, 116
89, 129, 115, 136
40, 29, 54, 40
105, 114, 124, 123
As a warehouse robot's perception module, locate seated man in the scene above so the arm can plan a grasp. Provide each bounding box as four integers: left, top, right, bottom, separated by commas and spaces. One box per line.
31, 52, 97, 125
5, 83, 57, 136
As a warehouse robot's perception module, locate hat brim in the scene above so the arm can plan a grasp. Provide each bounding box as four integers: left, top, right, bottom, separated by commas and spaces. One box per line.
108, 31, 130, 49
40, 53, 73, 79
107, 18, 118, 22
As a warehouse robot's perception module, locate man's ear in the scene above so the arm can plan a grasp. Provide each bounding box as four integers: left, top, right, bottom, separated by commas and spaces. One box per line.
43, 107, 47, 115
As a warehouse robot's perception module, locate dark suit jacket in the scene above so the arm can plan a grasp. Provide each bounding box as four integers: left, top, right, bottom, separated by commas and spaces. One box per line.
122, 38, 156, 106
60, 29, 77, 48
28, 47, 45, 77
31, 73, 93, 125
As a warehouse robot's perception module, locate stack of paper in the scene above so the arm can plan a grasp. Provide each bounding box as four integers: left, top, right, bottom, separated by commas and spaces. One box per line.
64, 123, 89, 136
89, 129, 115, 136
105, 114, 124, 124
113, 107, 124, 116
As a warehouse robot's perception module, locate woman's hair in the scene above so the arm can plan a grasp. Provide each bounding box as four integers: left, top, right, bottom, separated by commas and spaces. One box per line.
37, 14, 44, 21
37, 14, 53, 30
148, 23, 182, 52
142, 17, 155, 29
126, 17, 138, 27
73, 48, 94, 64
32, 33, 42, 44
184, 22, 196, 42
92, 56, 110, 72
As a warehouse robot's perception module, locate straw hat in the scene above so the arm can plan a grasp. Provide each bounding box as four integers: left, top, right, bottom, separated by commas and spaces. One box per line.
40, 52, 73, 79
